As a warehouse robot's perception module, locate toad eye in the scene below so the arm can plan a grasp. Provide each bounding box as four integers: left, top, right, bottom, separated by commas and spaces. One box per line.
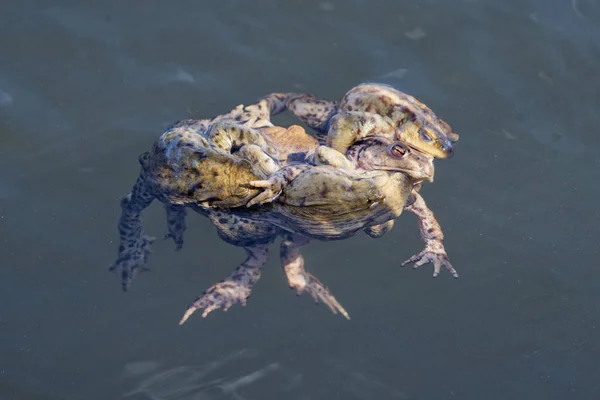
419, 129, 434, 142
390, 144, 407, 158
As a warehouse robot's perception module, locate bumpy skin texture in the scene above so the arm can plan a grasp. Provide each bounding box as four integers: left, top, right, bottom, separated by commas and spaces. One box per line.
260, 82, 458, 276
112, 94, 455, 323
280, 233, 350, 319
262, 82, 460, 159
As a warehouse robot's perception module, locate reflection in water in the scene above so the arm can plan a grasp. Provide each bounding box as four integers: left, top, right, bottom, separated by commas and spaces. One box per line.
217, 363, 280, 400
324, 357, 410, 400
122, 350, 409, 400
123, 349, 281, 400
3, 1, 600, 398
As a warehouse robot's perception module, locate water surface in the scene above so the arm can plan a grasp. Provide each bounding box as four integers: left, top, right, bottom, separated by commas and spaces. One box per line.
1, 0, 599, 399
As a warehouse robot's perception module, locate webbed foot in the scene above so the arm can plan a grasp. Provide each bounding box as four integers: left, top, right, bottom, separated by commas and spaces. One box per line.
280, 234, 350, 320
288, 271, 350, 320
401, 240, 458, 278
179, 245, 267, 324
179, 278, 253, 324
110, 234, 156, 290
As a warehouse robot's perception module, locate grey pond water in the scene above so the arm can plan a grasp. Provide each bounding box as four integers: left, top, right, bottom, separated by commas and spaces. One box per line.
1, 0, 599, 399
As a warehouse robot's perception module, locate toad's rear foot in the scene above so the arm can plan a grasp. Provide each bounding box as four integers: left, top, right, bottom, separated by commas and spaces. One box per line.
179, 279, 253, 324
110, 234, 156, 290
401, 241, 458, 278
289, 271, 350, 320
280, 234, 350, 320
179, 244, 268, 324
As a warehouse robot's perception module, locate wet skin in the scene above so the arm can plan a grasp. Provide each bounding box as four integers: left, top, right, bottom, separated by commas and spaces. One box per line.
111, 95, 456, 323
262, 82, 460, 159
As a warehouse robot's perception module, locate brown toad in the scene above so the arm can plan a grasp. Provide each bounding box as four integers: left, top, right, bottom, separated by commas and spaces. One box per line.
111, 99, 454, 323
263, 82, 459, 159
257, 83, 459, 271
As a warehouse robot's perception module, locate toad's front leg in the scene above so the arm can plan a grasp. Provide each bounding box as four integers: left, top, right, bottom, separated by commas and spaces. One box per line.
280, 234, 350, 320
179, 244, 269, 324
110, 174, 156, 290
402, 192, 458, 278
242, 164, 312, 207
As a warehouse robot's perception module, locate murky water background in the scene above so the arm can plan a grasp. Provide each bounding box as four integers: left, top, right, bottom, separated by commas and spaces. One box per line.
1, 0, 600, 399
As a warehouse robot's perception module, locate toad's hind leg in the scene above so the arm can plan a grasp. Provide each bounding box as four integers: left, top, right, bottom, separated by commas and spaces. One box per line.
179, 244, 270, 324
164, 204, 186, 250
262, 93, 338, 137
110, 175, 156, 291
258, 93, 288, 116
280, 234, 350, 320
206, 120, 274, 155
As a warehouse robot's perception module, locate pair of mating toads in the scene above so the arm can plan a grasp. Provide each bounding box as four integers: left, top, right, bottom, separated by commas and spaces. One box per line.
111, 83, 460, 324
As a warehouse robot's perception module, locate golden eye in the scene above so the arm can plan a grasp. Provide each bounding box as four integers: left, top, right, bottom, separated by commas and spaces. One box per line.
390, 144, 407, 158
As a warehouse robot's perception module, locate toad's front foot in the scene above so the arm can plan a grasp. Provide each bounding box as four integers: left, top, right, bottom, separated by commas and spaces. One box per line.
288, 272, 350, 320
401, 240, 458, 278
110, 234, 156, 290
179, 280, 253, 324
242, 176, 285, 207
243, 165, 310, 207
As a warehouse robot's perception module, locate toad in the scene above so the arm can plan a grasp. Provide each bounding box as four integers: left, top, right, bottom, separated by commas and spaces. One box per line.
111, 98, 455, 323
262, 82, 460, 159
